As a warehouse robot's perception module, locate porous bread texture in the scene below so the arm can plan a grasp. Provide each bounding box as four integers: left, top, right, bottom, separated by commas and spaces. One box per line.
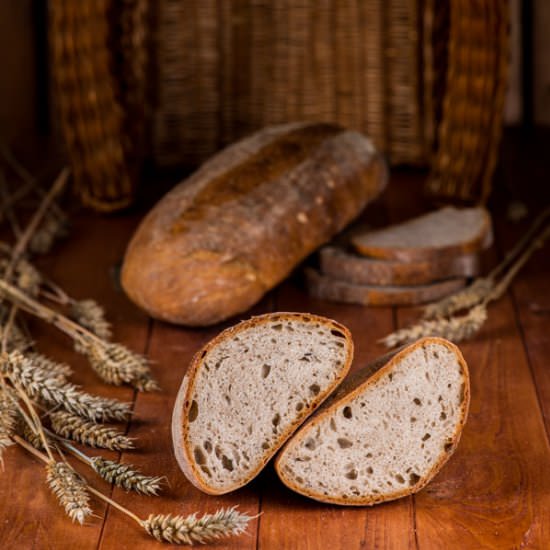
352, 206, 492, 261
275, 338, 470, 505
172, 313, 353, 495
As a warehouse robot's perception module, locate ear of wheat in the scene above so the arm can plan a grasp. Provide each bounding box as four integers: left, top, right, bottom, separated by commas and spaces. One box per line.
90, 457, 163, 495
0, 388, 18, 463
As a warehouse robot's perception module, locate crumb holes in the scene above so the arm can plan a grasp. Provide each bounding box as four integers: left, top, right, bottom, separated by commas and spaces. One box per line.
304, 438, 316, 451
343, 406, 353, 419
330, 418, 337, 431
337, 438, 353, 449
345, 470, 358, 480
262, 364, 271, 378
272, 413, 281, 427
224, 394, 231, 404
248, 425, 253, 435
200, 465, 211, 477
331, 329, 346, 338
221, 455, 234, 471
433, 351, 439, 359
203, 441, 212, 453
413, 398, 422, 406
309, 383, 321, 396
367, 467, 373, 474
296, 476, 304, 484
459, 383, 465, 401
388, 373, 393, 381
188, 400, 199, 422
200, 350, 207, 358
444, 441, 454, 452
447, 383, 452, 388
438, 395, 443, 402
410, 417, 417, 422
244, 348, 249, 353
299, 354, 311, 362
409, 473, 421, 486
286, 324, 295, 332
215, 445, 222, 459
422, 433, 431, 441
440, 411, 447, 420
296, 402, 304, 412
395, 474, 405, 484
335, 341, 344, 348
366, 452, 372, 458
425, 372, 431, 381
194, 447, 206, 465
262, 442, 270, 450
271, 338, 276, 344
243, 451, 250, 461
272, 324, 283, 331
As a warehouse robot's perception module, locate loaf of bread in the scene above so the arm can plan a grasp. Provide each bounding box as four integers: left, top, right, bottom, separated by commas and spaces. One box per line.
122, 122, 387, 326
305, 268, 466, 306
171, 312, 354, 495
275, 337, 470, 505
320, 245, 480, 286
351, 206, 492, 262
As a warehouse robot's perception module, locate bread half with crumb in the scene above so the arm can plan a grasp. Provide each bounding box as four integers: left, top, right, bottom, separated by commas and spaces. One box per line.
351, 206, 492, 262
172, 312, 354, 495
275, 337, 470, 505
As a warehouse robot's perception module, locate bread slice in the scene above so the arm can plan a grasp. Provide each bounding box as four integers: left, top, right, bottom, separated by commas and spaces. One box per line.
171, 312, 354, 495
275, 337, 470, 505
320, 245, 480, 286
305, 268, 466, 306
351, 206, 492, 261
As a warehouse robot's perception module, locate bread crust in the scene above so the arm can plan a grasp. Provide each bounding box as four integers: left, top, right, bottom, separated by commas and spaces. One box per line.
320, 246, 480, 286
171, 312, 354, 495
121, 122, 387, 326
306, 268, 466, 306
275, 337, 470, 505
351, 208, 493, 262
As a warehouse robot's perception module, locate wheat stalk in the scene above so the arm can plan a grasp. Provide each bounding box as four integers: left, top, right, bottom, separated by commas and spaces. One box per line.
142, 507, 253, 545
90, 457, 163, 495
46, 461, 92, 524
49, 410, 134, 451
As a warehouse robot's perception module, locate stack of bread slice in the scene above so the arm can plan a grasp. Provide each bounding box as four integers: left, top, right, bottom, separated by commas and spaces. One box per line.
306, 206, 492, 306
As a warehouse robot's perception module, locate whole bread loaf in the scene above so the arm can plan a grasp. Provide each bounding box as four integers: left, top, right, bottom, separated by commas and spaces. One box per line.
122, 122, 387, 326
275, 337, 470, 505
171, 312, 354, 494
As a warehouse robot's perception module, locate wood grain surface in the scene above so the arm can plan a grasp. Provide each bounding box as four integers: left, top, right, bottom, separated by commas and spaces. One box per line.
0, 170, 548, 549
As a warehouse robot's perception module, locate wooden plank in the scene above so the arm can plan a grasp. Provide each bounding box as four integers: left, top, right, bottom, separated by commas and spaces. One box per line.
98, 295, 275, 549
0, 212, 148, 549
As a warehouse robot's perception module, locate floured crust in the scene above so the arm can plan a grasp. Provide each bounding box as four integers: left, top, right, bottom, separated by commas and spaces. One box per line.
275, 337, 470, 505
171, 312, 354, 495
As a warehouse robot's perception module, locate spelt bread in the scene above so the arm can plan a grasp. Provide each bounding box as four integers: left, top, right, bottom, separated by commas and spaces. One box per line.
171, 312, 354, 495
320, 245, 481, 286
122, 122, 387, 326
351, 206, 492, 261
305, 268, 466, 306
275, 337, 470, 505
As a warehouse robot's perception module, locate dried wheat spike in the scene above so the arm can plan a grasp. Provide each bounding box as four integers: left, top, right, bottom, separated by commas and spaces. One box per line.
46, 461, 92, 524
4, 351, 131, 422
0, 389, 17, 463
49, 410, 134, 451
423, 277, 493, 319
380, 305, 488, 348
29, 211, 69, 255
91, 457, 163, 495
19, 419, 45, 450
15, 259, 42, 296
82, 341, 157, 390
26, 352, 73, 379
142, 507, 252, 545
70, 300, 112, 340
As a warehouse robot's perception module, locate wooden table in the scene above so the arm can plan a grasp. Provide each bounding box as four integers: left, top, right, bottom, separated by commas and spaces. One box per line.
1, 169, 549, 549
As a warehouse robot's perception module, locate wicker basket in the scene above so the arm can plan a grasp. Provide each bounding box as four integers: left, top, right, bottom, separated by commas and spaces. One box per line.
48, 0, 508, 210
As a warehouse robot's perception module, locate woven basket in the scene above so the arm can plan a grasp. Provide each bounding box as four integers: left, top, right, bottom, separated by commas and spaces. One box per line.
48, 0, 508, 210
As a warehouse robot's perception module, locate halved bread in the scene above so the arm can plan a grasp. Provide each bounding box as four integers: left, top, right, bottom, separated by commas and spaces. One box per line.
305, 268, 466, 306
171, 312, 354, 495
320, 246, 480, 286
275, 337, 470, 505
351, 206, 492, 262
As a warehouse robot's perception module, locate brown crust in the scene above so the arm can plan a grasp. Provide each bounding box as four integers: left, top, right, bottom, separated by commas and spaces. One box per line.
121, 122, 388, 326
171, 312, 354, 495
275, 337, 470, 506
306, 268, 466, 306
320, 246, 480, 286
351, 208, 493, 262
